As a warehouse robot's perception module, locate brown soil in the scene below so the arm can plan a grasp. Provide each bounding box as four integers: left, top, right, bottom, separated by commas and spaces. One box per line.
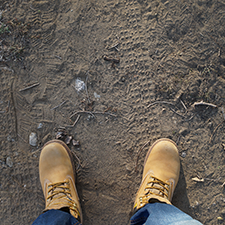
1, 0, 225, 224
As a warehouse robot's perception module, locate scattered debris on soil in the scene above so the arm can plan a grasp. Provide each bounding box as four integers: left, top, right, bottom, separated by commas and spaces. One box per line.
55, 128, 80, 147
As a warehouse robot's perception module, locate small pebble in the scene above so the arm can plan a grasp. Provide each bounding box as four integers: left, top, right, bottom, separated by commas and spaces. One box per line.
181, 151, 186, 158
29, 132, 37, 146
6, 157, 13, 167
37, 123, 43, 129
195, 201, 199, 206
75, 78, 85, 92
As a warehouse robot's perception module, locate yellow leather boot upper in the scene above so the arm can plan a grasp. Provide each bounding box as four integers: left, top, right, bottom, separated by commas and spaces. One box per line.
134, 138, 180, 211
39, 140, 82, 222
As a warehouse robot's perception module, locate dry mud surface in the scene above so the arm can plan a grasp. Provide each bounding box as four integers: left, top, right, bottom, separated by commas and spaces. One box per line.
1, 0, 225, 224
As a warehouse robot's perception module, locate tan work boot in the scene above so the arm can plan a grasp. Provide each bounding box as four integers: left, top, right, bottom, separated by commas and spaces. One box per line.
134, 138, 180, 211
39, 139, 82, 222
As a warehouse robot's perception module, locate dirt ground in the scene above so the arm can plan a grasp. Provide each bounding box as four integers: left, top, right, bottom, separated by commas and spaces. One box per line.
0, 0, 225, 224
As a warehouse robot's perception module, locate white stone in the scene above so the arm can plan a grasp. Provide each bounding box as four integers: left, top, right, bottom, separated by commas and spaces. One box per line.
37, 123, 43, 129
6, 157, 13, 167
29, 132, 37, 146
75, 78, 85, 92
181, 151, 186, 158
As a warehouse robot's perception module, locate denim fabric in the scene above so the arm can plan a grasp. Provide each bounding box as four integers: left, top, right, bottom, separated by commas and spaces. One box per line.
32, 209, 81, 225
130, 203, 203, 225
33, 203, 202, 225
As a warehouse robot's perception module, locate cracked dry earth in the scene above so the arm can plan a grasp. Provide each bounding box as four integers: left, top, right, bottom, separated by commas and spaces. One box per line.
1, 0, 225, 224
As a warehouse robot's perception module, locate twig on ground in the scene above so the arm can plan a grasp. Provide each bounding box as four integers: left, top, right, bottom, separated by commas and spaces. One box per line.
147, 100, 195, 120
70, 111, 117, 119
193, 101, 217, 108
19, 82, 40, 92
169, 107, 186, 118
180, 99, 187, 112
72, 114, 81, 127
85, 74, 90, 103
71, 151, 82, 170
53, 55, 62, 60
108, 42, 120, 51
147, 101, 174, 108
218, 48, 221, 57
135, 140, 151, 172
70, 111, 95, 119
0, 111, 5, 113
51, 100, 67, 110
182, 114, 195, 122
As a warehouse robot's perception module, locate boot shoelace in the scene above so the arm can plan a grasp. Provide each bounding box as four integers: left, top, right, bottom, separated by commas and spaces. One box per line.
47, 180, 80, 218
139, 176, 170, 206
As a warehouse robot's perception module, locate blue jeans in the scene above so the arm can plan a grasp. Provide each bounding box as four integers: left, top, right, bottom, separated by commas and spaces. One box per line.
32, 203, 202, 225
